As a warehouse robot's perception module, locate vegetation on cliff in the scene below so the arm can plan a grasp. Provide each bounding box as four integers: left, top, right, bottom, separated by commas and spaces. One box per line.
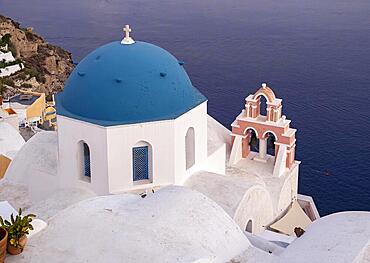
0, 14, 74, 97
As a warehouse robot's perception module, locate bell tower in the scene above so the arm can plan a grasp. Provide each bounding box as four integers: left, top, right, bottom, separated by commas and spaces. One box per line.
229, 83, 297, 177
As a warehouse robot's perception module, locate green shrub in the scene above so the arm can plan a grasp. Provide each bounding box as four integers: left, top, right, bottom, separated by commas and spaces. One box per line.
23, 67, 38, 78
0, 59, 23, 69
8, 42, 17, 57
17, 72, 27, 80
23, 66, 44, 83
25, 31, 35, 41
0, 33, 11, 46
3, 78, 15, 87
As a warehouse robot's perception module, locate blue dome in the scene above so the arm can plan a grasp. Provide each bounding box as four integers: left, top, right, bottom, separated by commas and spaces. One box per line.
56, 41, 207, 126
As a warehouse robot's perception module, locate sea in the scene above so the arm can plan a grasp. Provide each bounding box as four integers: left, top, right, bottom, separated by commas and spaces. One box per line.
1, 0, 369, 216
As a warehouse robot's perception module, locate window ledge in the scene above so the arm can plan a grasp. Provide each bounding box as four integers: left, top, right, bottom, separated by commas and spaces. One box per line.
133, 179, 152, 186
80, 176, 91, 183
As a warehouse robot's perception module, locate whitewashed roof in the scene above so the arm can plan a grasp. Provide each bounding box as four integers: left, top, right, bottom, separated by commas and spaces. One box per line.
0, 122, 24, 158
9, 186, 251, 263
275, 212, 370, 263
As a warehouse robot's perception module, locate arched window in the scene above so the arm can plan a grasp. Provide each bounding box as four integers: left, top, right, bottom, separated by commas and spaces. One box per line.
245, 219, 253, 233
185, 127, 195, 170
258, 95, 268, 116
79, 141, 91, 182
246, 128, 259, 153
265, 132, 276, 156
132, 141, 153, 183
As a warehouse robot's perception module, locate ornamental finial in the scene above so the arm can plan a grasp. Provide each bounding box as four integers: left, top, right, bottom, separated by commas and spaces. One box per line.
121, 25, 135, 45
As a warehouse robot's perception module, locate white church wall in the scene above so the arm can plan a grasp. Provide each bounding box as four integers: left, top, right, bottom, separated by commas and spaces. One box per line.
174, 102, 208, 185
106, 119, 175, 193
57, 115, 110, 195
57, 102, 207, 194
206, 143, 226, 175
277, 163, 300, 215
233, 185, 274, 234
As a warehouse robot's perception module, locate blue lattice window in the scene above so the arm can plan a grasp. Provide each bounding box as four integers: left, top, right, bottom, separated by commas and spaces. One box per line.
83, 143, 91, 177
133, 146, 149, 181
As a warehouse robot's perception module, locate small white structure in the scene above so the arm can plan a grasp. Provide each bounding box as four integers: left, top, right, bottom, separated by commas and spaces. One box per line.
0, 49, 23, 77
0, 63, 24, 77
0, 44, 8, 52
0, 51, 15, 63
0, 106, 19, 131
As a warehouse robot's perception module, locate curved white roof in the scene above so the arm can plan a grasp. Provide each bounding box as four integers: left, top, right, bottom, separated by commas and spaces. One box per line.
276, 212, 370, 263
185, 171, 264, 217
0, 131, 96, 219
0, 122, 25, 158
10, 186, 251, 263
4, 131, 59, 203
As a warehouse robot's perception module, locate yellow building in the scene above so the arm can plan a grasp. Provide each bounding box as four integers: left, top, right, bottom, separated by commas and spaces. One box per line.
4, 90, 57, 128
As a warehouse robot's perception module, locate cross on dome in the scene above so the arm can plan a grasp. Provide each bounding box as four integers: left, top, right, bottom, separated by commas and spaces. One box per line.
123, 25, 131, 38
121, 24, 135, 45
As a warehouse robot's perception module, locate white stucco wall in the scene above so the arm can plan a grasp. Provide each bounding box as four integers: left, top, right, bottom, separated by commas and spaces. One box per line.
276, 164, 299, 215
205, 115, 230, 175
106, 118, 175, 193
57, 116, 110, 195
174, 102, 208, 184
234, 185, 274, 234
57, 102, 207, 195
107, 102, 207, 192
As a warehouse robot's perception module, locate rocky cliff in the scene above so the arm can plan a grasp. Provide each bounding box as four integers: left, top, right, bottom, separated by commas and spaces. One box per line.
0, 14, 74, 97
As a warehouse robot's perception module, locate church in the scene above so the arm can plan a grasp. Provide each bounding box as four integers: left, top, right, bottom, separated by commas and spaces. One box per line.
1, 25, 369, 263
54, 25, 314, 232
56, 25, 295, 194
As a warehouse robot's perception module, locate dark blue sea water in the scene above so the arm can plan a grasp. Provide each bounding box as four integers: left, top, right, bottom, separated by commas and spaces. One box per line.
1, 0, 369, 216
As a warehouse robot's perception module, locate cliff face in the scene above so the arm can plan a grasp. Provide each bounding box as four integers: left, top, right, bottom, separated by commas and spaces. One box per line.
0, 14, 74, 97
